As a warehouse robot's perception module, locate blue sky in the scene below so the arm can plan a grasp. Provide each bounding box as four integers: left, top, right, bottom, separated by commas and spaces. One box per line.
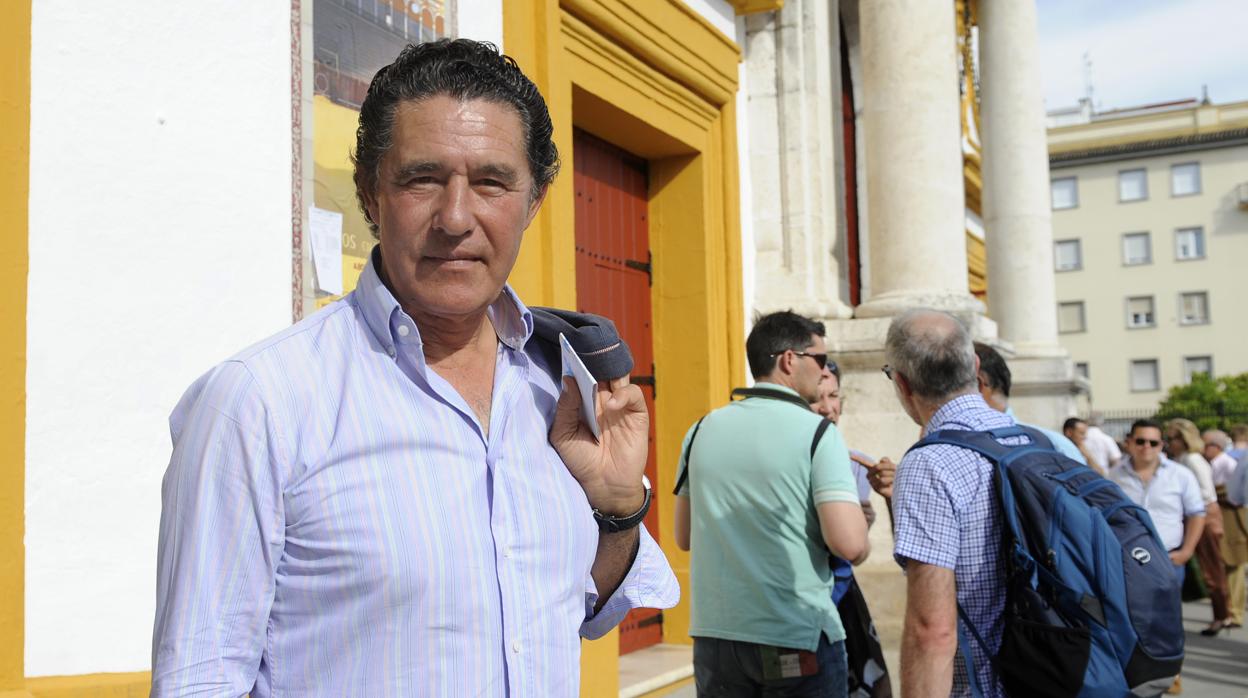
1036, 0, 1248, 110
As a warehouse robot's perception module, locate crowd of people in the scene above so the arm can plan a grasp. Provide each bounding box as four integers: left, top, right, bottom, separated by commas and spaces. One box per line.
1062, 416, 1248, 640
676, 307, 1248, 697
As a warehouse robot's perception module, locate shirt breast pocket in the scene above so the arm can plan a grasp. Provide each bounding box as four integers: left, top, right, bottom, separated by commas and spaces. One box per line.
497, 423, 599, 599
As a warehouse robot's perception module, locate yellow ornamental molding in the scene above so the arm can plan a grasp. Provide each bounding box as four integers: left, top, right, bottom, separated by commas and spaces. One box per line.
1, 0, 30, 692
562, 0, 739, 106
729, 0, 783, 15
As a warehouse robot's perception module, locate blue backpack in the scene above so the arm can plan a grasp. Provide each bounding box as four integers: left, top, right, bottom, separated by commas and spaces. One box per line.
910, 426, 1184, 697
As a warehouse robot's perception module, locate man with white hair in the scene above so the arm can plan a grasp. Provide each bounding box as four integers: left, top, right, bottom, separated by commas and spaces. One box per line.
1206, 429, 1239, 490
884, 309, 1010, 697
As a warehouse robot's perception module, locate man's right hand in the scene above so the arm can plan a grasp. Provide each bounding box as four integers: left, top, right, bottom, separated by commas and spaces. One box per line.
858, 455, 896, 499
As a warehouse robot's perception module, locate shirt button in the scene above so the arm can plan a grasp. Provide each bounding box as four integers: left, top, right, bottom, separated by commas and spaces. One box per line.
387, 347, 396, 357
503, 546, 513, 559
397, 324, 410, 337
512, 640, 522, 653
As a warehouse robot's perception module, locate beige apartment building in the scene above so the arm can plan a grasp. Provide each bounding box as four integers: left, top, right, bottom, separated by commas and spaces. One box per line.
1047, 98, 1248, 416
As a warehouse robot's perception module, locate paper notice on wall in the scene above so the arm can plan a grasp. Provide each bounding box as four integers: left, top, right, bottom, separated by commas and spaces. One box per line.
309, 206, 344, 295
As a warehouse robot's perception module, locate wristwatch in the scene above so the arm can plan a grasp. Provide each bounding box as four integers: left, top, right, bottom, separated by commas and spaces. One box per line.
593, 475, 652, 534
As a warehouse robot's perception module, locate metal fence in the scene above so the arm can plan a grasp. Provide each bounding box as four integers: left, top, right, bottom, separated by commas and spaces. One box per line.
1084, 408, 1248, 441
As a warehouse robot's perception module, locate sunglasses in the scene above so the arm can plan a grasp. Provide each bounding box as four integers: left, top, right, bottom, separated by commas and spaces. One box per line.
1133, 438, 1161, 447
769, 350, 829, 370
792, 351, 828, 370
881, 365, 895, 381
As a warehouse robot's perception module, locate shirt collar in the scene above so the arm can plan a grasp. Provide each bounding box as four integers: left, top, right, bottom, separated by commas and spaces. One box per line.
923, 393, 992, 436
1121, 454, 1177, 474
753, 382, 801, 398
354, 245, 534, 356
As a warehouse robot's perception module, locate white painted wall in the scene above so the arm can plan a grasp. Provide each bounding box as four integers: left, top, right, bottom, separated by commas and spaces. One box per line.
681, 0, 737, 38
27, 1, 294, 676
458, 0, 503, 48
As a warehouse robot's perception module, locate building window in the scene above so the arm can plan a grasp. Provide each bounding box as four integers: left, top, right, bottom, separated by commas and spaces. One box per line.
1051, 177, 1078, 210
1184, 356, 1213, 383
1119, 168, 1148, 202
1171, 162, 1201, 197
1075, 362, 1090, 380
1126, 296, 1155, 328
1122, 232, 1152, 265
1175, 227, 1205, 260
1179, 291, 1210, 325
1131, 359, 1160, 392
1054, 239, 1082, 271
1057, 301, 1086, 333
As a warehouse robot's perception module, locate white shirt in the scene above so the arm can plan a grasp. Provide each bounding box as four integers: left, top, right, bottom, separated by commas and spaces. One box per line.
1085, 426, 1122, 469
1110, 456, 1205, 551
1210, 451, 1238, 487
1177, 452, 1217, 504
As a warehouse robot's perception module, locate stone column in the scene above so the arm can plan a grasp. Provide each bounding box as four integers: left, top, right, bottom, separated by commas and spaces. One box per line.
979, 0, 1083, 427
854, 0, 981, 318
979, 0, 1060, 356
746, 2, 853, 320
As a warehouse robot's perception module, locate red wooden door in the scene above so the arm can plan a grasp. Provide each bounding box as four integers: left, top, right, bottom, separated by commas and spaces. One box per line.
572, 129, 661, 654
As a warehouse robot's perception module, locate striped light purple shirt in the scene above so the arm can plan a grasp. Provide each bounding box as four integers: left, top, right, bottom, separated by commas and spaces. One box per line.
152, 252, 678, 697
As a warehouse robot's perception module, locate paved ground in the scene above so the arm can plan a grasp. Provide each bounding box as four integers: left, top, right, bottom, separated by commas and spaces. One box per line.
1176, 599, 1248, 697
660, 600, 1247, 697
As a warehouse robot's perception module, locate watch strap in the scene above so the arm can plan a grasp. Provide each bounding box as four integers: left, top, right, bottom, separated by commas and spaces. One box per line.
593, 484, 652, 534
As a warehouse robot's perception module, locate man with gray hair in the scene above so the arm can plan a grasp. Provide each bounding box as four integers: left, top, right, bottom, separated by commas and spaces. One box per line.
883, 309, 1010, 697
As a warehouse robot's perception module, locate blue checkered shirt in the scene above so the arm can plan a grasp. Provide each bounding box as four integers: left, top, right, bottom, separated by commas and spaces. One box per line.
893, 393, 1013, 697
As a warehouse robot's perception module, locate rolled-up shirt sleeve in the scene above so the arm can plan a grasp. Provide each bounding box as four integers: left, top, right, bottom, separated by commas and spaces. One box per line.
1179, 467, 1207, 518
580, 524, 679, 639
151, 362, 286, 697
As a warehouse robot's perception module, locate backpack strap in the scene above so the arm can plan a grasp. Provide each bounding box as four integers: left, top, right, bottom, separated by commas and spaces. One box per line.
812, 417, 833, 460
907, 427, 1055, 543
956, 604, 996, 698
675, 389, 831, 495
908, 425, 1053, 464
671, 415, 708, 496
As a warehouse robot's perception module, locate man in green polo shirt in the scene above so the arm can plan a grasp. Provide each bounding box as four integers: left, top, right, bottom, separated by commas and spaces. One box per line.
674, 311, 868, 697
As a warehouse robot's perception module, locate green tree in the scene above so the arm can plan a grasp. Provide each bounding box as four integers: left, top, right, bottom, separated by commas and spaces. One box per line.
1156, 372, 1248, 432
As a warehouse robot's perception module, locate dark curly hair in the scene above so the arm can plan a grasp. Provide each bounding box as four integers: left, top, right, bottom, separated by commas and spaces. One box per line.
351, 39, 561, 237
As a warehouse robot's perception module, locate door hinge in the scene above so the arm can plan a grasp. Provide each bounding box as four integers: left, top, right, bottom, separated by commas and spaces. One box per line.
624, 250, 652, 286
630, 362, 656, 399
636, 611, 663, 629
